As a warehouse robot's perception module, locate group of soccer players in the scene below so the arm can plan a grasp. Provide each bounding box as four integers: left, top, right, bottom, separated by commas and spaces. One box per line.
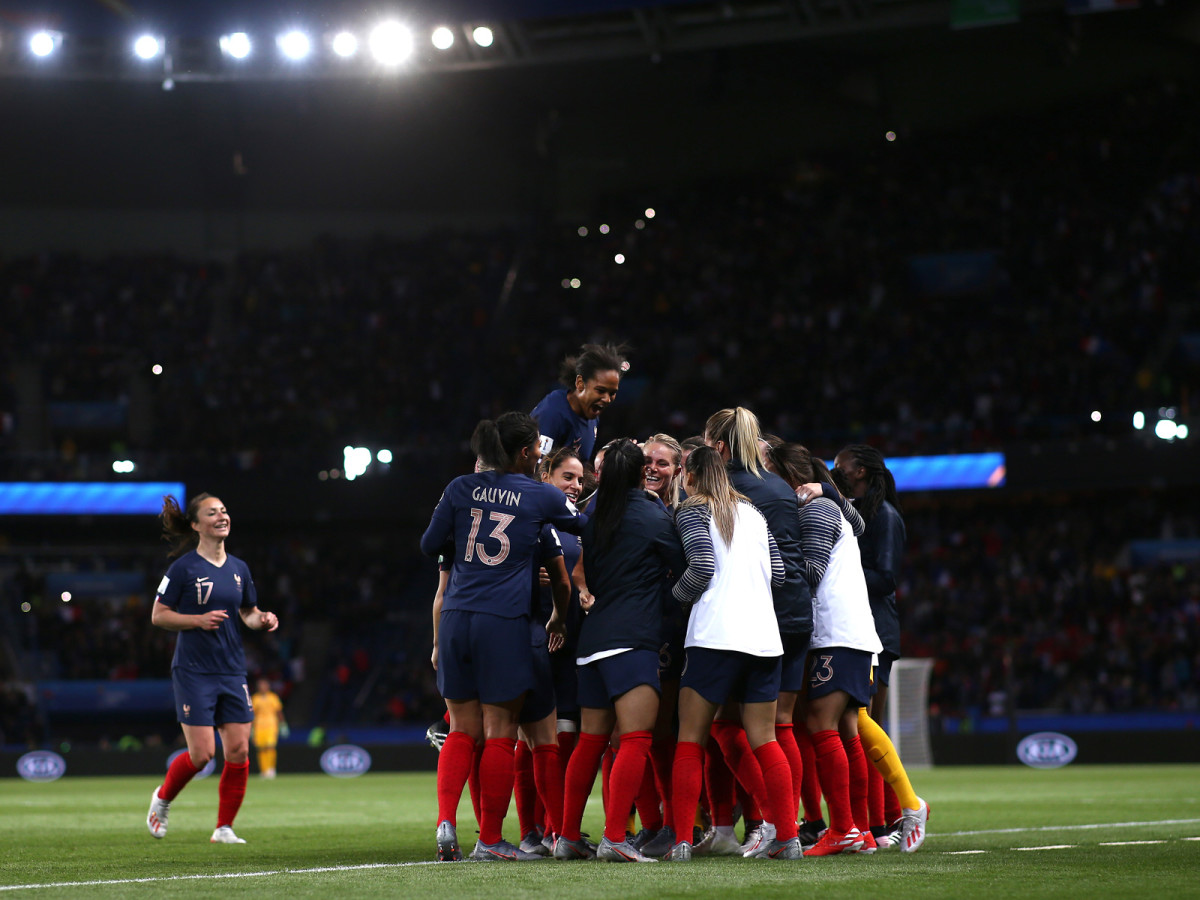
422, 342, 929, 863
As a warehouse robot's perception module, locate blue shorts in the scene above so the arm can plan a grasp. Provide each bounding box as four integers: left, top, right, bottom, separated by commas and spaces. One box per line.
779, 631, 813, 693
874, 651, 899, 688
437, 609, 534, 705
577, 649, 660, 710
681, 646, 782, 705
550, 643, 580, 719
521, 624, 557, 724
807, 647, 873, 708
172, 669, 253, 727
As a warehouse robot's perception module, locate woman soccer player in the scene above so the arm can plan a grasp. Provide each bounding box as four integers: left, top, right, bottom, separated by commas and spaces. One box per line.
555, 439, 685, 863
665, 447, 799, 861
531, 343, 629, 462
146, 493, 280, 845
421, 412, 584, 862
834, 443, 928, 851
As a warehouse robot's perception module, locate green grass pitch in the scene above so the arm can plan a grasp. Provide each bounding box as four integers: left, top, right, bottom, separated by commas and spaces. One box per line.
1, 764, 1198, 898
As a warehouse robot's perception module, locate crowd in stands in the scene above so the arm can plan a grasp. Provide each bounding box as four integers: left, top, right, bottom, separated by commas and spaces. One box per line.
2, 80, 1199, 745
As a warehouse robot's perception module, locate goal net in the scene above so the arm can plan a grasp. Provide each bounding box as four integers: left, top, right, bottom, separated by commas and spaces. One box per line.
887, 657, 935, 769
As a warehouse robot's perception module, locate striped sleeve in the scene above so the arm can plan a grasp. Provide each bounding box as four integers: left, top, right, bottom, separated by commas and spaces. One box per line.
823, 484, 865, 537
672, 505, 715, 606
798, 497, 843, 591
767, 522, 785, 587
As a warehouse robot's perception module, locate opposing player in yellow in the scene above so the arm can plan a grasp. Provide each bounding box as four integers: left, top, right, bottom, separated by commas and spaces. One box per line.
251, 678, 287, 779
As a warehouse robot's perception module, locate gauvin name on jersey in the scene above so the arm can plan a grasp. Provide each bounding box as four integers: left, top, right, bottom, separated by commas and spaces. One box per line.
471, 486, 523, 507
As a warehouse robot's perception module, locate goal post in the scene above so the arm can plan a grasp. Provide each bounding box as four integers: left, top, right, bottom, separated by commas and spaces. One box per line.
887, 657, 935, 769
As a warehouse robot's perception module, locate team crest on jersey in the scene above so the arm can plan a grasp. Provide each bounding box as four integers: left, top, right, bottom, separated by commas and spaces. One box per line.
234, 573, 242, 591
182, 704, 191, 718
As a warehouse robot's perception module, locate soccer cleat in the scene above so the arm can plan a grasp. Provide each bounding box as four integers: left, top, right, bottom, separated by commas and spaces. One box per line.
639, 825, 676, 858
871, 824, 895, 850
797, 818, 827, 850
425, 719, 449, 752
704, 827, 745, 856
741, 822, 777, 858
762, 837, 804, 860
664, 841, 693, 861
471, 839, 543, 861
553, 835, 596, 860
857, 830, 878, 854
630, 827, 655, 850
520, 827, 550, 857
146, 787, 170, 839
541, 831, 555, 855
210, 826, 246, 844
804, 827, 864, 857
898, 798, 929, 853
597, 835, 658, 862
437, 821, 463, 861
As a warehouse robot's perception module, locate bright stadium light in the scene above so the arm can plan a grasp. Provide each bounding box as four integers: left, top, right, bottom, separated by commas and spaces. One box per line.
1154, 419, 1178, 441
219, 32, 252, 59
472, 26, 494, 48
1090, 410, 1101, 422
29, 31, 59, 57
61, 592, 72, 602
431, 26, 455, 50
277, 30, 312, 61
1178, 424, 1190, 440
1133, 411, 1145, 430
376, 449, 393, 464
331, 31, 358, 58
112, 459, 136, 474
614, 254, 626, 264
369, 21, 414, 65
133, 34, 162, 60
343, 446, 373, 481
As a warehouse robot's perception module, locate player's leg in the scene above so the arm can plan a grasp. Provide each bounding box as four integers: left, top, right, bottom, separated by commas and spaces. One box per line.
212, 717, 252, 843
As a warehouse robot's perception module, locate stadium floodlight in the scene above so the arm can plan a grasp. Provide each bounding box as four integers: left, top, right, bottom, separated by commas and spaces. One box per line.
219, 32, 252, 59
277, 30, 312, 61
1178, 424, 1190, 440
112, 459, 136, 474
29, 31, 60, 58
331, 31, 358, 58
615, 254, 626, 264
376, 449, 393, 464
1154, 419, 1178, 441
133, 35, 163, 61
1133, 411, 1145, 430
1090, 410, 1101, 422
369, 21, 414, 65
472, 26, 494, 48
431, 26, 455, 50
343, 446, 372, 481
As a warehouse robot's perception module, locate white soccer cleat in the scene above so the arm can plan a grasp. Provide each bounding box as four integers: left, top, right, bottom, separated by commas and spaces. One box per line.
211, 826, 246, 844
741, 822, 777, 857
898, 798, 929, 853
705, 827, 745, 856
147, 787, 169, 839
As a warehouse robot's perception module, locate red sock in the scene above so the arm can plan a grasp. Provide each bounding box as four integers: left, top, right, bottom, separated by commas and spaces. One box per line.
811, 729, 853, 834
711, 720, 768, 818
797, 726, 824, 822
558, 729, 578, 764
532, 743, 564, 836
774, 723, 803, 824
634, 760, 663, 831
884, 781, 903, 823
216, 760, 249, 828
670, 741, 705, 840
868, 759, 886, 828
437, 731, 476, 826
843, 734, 870, 835
478, 737, 517, 845
605, 730, 651, 843
160, 751, 200, 802
650, 737, 675, 826
601, 747, 615, 816
514, 741, 536, 837
704, 738, 735, 827
443, 710, 451, 725
468, 741, 483, 826
560, 732, 609, 841
753, 741, 798, 841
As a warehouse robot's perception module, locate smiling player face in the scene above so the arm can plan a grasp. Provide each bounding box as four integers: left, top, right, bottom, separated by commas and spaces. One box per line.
571, 369, 620, 420
643, 442, 680, 502
191, 497, 230, 542
543, 456, 585, 503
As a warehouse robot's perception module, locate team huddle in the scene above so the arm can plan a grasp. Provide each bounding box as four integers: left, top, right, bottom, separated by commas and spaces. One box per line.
422, 343, 929, 863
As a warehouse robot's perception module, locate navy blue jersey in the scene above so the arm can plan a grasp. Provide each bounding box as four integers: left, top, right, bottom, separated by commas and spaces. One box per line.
856, 498, 906, 657
421, 469, 585, 619
576, 489, 686, 658
531, 388, 597, 462
532, 523, 567, 621
155, 551, 257, 675
534, 524, 582, 623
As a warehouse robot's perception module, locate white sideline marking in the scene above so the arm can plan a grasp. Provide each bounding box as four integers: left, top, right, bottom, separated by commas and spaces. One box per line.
0, 862, 440, 893
946, 818, 1200, 837
946, 850, 987, 855
1015, 845, 1076, 851
1099, 840, 1167, 846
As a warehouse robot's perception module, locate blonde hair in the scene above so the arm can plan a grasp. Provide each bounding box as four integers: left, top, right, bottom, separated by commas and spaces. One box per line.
704, 407, 764, 477
644, 433, 683, 509
680, 446, 745, 547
